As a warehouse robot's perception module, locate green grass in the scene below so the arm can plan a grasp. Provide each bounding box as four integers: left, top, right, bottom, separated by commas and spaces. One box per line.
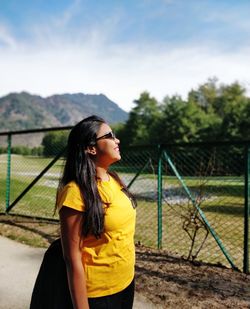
135, 195, 245, 270
0, 154, 247, 270
10, 183, 58, 218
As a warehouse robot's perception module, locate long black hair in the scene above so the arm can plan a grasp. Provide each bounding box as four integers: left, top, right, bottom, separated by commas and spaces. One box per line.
58, 115, 135, 239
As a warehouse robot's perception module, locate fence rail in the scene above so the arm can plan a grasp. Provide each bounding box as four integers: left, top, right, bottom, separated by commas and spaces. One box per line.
0, 127, 249, 273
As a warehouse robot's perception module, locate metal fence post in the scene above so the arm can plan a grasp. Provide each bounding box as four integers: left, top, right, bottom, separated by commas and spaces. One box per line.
157, 145, 163, 249
5, 133, 11, 212
243, 144, 250, 273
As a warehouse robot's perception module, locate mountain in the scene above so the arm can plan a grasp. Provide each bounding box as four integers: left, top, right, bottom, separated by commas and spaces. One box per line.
0, 92, 128, 132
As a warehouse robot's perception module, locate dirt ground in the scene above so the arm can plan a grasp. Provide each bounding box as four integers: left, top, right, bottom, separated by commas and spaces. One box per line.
135, 246, 250, 308
0, 215, 250, 309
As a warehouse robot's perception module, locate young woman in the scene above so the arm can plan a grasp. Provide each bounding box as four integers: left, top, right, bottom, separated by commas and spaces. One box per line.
57, 115, 136, 309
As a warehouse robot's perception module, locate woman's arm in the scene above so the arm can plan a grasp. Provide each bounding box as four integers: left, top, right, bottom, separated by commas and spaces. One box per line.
59, 207, 89, 309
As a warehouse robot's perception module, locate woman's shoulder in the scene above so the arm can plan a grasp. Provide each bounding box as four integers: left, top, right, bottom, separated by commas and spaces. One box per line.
57, 180, 83, 202
57, 181, 84, 212
60, 181, 80, 192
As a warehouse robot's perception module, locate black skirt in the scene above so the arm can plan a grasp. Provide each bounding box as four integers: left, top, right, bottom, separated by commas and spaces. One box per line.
30, 238, 73, 309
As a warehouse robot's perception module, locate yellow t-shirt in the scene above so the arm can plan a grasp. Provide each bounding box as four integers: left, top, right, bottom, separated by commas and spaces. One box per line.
57, 175, 136, 297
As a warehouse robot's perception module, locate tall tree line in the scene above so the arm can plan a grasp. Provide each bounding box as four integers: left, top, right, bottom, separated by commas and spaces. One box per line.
114, 78, 250, 146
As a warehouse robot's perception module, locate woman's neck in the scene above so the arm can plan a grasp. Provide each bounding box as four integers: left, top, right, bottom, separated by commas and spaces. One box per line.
96, 166, 109, 181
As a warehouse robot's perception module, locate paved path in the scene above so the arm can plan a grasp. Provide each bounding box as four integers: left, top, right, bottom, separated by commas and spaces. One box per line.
0, 236, 157, 309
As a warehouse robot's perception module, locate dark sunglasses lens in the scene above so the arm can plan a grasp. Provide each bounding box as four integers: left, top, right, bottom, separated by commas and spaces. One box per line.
106, 132, 115, 139
96, 131, 116, 141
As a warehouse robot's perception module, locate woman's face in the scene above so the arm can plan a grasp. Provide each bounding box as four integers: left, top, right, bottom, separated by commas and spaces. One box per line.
94, 123, 121, 167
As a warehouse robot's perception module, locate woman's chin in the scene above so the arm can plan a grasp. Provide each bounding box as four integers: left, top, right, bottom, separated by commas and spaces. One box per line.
113, 154, 121, 162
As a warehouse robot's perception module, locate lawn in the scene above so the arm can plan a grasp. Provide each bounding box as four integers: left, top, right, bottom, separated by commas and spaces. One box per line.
0, 154, 247, 271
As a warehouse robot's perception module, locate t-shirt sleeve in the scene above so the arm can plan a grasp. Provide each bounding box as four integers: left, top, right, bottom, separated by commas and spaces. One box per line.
57, 182, 85, 212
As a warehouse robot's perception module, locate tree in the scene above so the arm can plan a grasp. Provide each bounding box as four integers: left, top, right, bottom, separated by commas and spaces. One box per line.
238, 100, 250, 139
121, 92, 161, 145
217, 82, 249, 140
119, 79, 249, 146
188, 77, 218, 113
42, 131, 68, 156
187, 79, 249, 141
155, 95, 215, 144
156, 96, 189, 143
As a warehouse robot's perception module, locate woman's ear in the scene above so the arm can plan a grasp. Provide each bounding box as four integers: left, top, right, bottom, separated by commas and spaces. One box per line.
86, 146, 97, 155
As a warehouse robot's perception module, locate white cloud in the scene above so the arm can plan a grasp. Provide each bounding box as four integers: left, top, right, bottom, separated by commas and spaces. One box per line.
0, 36, 250, 112
203, 7, 250, 32
0, 24, 17, 49
1, 0, 250, 115
53, 0, 82, 28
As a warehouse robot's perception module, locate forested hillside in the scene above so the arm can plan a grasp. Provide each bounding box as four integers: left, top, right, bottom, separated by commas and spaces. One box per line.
0, 92, 128, 132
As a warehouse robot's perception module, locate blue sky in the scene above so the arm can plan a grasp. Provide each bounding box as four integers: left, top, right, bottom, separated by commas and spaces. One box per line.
0, 0, 250, 111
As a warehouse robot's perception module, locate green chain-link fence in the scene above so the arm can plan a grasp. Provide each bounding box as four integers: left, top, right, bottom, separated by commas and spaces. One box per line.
116, 143, 249, 273
0, 128, 249, 273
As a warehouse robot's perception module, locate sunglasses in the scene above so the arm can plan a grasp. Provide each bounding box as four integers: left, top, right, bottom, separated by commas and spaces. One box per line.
96, 131, 116, 141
